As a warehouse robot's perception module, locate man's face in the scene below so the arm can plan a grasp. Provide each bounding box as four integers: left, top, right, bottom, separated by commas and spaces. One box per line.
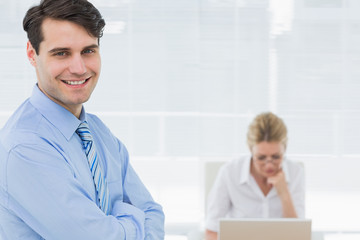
27, 18, 101, 117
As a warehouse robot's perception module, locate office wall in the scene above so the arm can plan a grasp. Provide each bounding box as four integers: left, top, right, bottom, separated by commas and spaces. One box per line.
1, 0, 360, 232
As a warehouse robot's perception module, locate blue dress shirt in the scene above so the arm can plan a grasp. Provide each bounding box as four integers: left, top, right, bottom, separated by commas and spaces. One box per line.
0, 85, 165, 240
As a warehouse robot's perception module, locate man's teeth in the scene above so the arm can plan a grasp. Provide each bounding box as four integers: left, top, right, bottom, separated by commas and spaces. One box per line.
64, 79, 87, 85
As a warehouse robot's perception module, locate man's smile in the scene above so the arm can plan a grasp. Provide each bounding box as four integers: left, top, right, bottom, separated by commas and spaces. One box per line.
61, 77, 90, 85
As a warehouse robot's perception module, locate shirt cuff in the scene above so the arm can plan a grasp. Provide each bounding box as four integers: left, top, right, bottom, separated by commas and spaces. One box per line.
111, 201, 145, 239
205, 219, 219, 232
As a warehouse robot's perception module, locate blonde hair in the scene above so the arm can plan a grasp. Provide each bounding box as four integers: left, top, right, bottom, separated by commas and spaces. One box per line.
247, 112, 288, 150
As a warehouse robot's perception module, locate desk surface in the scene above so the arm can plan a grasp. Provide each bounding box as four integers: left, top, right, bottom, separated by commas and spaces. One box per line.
165, 223, 360, 240
165, 233, 360, 240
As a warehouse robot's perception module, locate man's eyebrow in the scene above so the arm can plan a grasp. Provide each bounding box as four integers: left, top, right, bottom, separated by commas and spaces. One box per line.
48, 47, 70, 54
48, 44, 99, 54
84, 44, 99, 49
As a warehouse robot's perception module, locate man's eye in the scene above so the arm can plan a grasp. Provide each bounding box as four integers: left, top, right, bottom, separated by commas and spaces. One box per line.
83, 49, 95, 54
257, 156, 266, 161
54, 52, 67, 56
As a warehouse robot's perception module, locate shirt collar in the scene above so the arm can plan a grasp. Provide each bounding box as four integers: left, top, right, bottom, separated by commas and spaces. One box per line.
238, 156, 291, 184
29, 84, 84, 141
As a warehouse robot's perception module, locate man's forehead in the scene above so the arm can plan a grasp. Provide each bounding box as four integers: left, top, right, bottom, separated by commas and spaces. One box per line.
41, 18, 97, 39
40, 18, 99, 50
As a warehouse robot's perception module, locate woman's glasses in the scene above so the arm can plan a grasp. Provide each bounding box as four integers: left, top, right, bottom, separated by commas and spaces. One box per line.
253, 154, 283, 164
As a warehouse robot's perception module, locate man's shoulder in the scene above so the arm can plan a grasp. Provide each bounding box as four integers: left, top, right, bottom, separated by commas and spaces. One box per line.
2, 100, 38, 127
0, 100, 45, 148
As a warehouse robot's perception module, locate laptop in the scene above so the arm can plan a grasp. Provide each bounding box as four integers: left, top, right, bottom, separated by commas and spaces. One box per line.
219, 218, 312, 240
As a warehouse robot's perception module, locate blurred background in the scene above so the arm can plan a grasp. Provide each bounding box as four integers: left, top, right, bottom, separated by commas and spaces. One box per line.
1, 0, 360, 239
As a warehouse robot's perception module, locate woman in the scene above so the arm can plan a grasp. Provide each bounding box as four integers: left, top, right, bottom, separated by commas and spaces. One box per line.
205, 112, 305, 240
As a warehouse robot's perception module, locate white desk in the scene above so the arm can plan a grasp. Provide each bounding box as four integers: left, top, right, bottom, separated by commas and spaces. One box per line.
165, 223, 360, 240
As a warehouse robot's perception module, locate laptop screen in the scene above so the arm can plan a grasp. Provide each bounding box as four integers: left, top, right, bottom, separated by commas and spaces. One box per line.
219, 218, 312, 240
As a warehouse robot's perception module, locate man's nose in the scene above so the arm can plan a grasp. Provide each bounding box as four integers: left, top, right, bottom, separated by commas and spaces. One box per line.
68, 54, 86, 75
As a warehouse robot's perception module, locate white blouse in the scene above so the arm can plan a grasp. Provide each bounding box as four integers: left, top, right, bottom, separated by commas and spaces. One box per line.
205, 156, 305, 232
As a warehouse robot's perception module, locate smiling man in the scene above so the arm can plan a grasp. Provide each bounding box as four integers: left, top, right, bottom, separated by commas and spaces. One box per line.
29, 18, 100, 118
0, 0, 164, 239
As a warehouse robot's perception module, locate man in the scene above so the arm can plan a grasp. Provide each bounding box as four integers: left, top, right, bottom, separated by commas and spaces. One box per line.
0, 0, 165, 239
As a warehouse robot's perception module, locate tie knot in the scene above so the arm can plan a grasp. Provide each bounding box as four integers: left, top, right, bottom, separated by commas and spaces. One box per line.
76, 122, 93, 142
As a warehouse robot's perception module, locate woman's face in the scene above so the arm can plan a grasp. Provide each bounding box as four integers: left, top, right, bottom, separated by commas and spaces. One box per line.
251, 141, 285, 178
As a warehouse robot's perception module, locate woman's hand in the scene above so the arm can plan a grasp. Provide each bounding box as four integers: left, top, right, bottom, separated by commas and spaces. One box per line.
267, 168, 298, 218
205, 229, 218, 240
267, 168, 288, 197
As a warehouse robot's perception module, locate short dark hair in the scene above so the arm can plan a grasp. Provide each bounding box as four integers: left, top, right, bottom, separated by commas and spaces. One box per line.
23, 0, 105, 54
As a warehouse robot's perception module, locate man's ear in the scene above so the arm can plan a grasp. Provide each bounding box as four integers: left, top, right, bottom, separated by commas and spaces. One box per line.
26, 41, 37, 67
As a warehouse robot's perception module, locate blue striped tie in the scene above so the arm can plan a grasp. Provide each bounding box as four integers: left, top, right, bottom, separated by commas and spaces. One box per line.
76, 122, 111, 215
